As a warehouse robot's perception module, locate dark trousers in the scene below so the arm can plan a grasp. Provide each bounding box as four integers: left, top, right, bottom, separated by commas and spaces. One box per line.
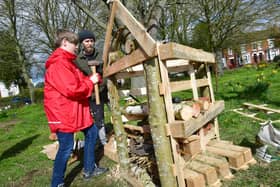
90, 99, 107, 145
51, 124, 98, 187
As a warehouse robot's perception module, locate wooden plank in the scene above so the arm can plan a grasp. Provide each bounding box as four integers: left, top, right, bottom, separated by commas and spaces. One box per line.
169, 100, 224, 138
232, 109, 266, 122
159, 42, 215, 63
189, 66, 199, 100
104, 48, 154, 77
158, 60, 175, 122
206, 145, 245, 169
114, 61, 190, 79
184, 168, 206, 187
182, 139, 201, 156
195, 154, 233, 179
157, 49, 186, 186
243, 102, 280, 114
186, 161, 219, 186
115, 1, 156, 56
208, 141, 253, 163
159, 78, 209, 96
102, 1, 117, 68
104, 136, 119, 162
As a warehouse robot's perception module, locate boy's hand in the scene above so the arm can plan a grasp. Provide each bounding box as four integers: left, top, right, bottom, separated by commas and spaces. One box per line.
90, 73, 102, 84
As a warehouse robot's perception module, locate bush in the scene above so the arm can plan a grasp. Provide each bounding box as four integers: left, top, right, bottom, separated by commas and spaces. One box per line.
273, 55, 280, 62
273, 55, 280, 68
34, 88, 44, 103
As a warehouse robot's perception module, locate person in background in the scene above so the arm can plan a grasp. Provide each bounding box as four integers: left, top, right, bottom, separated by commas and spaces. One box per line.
75, 30, 108, 147
44, 29, 107, 187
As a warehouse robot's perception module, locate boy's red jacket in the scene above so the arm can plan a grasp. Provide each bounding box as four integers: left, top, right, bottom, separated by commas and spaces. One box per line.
44, 48, 94, 133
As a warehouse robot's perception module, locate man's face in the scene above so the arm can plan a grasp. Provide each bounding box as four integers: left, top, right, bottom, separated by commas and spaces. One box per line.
82, 38, 95, 54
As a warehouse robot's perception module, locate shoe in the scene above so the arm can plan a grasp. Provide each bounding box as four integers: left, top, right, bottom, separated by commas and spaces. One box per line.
83, 166, 109, 180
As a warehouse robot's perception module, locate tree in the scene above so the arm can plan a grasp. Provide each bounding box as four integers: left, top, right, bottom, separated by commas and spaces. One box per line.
0, 0, 36, 101
161, 0, 280, 73
0, 30, 21, 86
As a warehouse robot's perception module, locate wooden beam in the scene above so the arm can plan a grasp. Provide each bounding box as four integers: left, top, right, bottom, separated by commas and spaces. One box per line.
159, 78, 209, 94
115, 0, 156, 56
103, 48, 154, 77
159, 42, 215, 63
206, 146, 245, 169
168, 100, 224, 138
102, 1, 118, 68
186, 161, 219, 186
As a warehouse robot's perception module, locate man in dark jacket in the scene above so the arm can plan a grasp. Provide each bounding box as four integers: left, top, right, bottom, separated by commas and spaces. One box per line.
75, 30, 108, 146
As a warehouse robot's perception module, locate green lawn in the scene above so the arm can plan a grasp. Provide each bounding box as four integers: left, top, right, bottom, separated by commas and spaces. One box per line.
1, 63, 280, 186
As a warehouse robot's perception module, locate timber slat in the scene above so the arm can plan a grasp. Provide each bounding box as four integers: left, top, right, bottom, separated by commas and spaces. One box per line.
169, 100, 224, 138
159, 42, 215, 63
208, 140, 253, 163
206, 145, 245, 169
243, 102, 280, 114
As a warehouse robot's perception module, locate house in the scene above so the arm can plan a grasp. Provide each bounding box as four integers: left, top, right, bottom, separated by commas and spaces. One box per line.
0, 82, 20, 98
222, 29, 280, 68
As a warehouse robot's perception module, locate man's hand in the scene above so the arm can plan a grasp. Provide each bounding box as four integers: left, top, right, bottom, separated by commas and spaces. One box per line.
90, 73, 102, 84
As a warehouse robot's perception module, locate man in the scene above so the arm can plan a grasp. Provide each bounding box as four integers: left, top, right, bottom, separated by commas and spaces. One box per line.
44, 29, 107, 187
75, 30, 108, 146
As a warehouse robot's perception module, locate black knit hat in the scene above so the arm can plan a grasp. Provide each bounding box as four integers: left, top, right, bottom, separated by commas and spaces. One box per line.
78, 30, 96, 43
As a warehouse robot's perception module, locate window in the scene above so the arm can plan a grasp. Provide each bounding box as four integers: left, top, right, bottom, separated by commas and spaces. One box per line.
252, 42, 257, 50
240, 45, 246, 53
228, 48, 233, 55
268, 39, 274, 48
257, 42, 262, 50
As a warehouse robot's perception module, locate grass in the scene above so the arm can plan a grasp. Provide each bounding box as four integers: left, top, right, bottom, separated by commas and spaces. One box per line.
1, 62, 280, 186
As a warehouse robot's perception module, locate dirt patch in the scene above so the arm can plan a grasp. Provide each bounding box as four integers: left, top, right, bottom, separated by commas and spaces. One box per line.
0, 119, 22, 131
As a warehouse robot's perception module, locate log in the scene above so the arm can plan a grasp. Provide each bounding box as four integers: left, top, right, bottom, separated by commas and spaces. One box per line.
123, 103, 202, 121
173, 103, 201, 120
173, 104, 193, 121
125, 105, 149, 115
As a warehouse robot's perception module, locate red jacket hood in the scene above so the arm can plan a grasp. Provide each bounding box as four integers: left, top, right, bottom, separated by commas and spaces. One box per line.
46, 48, 76, 69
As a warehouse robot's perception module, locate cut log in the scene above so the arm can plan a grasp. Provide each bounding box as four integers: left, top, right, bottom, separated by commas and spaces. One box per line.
173, 104, 193, 121
197, 98, 211, 111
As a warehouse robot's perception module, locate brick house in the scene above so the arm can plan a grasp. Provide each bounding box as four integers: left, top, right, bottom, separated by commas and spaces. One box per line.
222, 30, 280, 69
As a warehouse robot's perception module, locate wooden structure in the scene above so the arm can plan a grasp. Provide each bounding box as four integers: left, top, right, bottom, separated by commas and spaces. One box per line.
233, 102, 280, 123
102, 1, 256, 186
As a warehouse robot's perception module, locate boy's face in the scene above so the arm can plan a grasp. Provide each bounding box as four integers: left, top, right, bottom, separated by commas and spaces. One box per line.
82, 38, 95, 55
62, 39, 78, 54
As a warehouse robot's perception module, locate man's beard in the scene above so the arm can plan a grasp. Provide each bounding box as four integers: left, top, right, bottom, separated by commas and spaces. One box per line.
84, 46, 94, 54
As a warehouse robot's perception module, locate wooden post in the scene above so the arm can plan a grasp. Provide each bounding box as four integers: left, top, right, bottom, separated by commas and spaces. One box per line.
143, 58, 177, 187
107, 77, 130, 171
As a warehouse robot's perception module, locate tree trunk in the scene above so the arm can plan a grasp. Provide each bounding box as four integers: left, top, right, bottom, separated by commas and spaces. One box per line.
15, 44, 35, 103
143, 58, 177, 187
107, 77, 130, 171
